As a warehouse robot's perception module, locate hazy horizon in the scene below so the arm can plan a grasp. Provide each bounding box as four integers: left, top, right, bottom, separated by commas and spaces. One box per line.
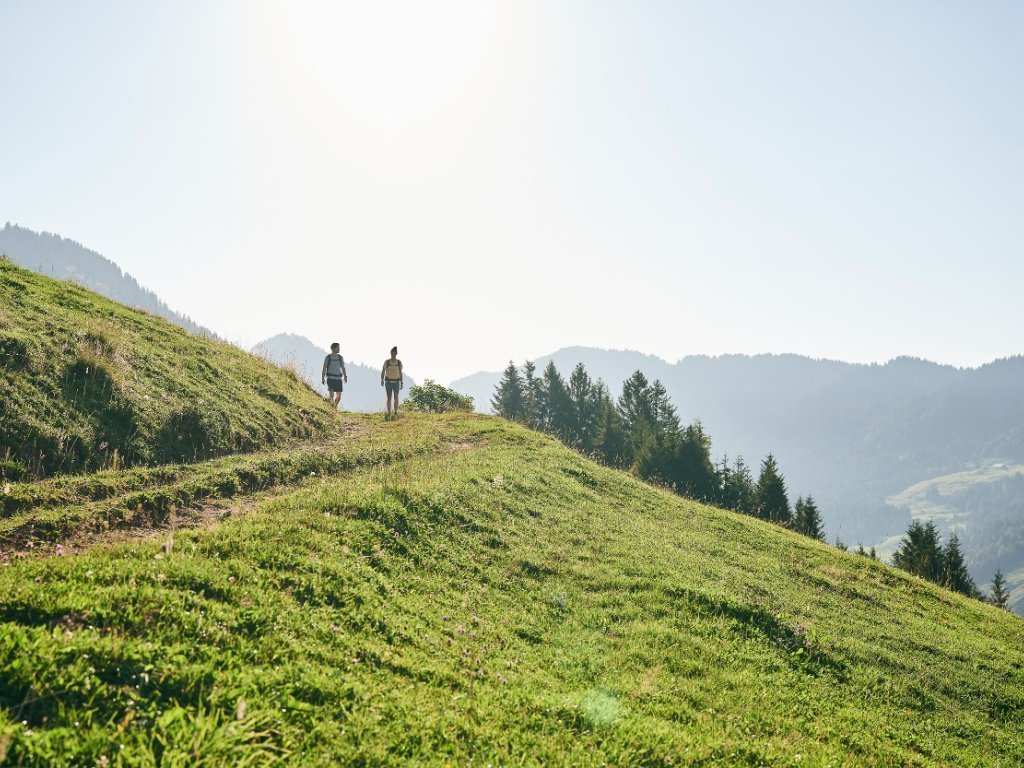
3, 1, 1023, 383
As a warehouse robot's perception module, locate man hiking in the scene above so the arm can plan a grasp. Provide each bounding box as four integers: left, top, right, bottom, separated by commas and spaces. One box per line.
321, 342, 348, 409
381, 346, 403, 419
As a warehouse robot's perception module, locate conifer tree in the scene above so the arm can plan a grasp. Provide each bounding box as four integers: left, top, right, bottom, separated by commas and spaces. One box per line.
990, 569, 1010, 609
755, 454, 791, 524
941, 534, 977, 597
617, 370, 653, 464
593, 384, 628, 466
793, 496, 825, 541
720, 455, 756, 515
650, 380, 681, 439
521, 360, 542, 429
632, 380, 680, 484
491, 361, 525, 421
566, 363, 600, 450
539, 361, 572, 439
675, 420, 716, 501
892, 520, 943, 583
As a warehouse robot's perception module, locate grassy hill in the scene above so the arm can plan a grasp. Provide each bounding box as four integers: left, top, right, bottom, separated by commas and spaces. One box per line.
2, 412, 1022, 766
0, 259, 337, 479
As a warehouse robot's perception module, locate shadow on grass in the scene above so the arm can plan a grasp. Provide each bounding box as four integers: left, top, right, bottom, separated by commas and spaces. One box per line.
666, 586, 848, 678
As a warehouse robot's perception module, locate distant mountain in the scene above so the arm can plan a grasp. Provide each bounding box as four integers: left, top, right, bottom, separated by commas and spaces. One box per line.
0, 223, 215, 337
453, 348, 1024, 610
254, 333, 416, 413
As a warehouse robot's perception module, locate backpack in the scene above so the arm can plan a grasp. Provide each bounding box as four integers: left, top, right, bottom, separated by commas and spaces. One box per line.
325, 354, 344, 377
384, 359, 402, 381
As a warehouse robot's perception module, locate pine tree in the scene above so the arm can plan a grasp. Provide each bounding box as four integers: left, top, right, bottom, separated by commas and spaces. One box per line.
539, 361, 572, 439
892, 520, 943, 583
755, 454, 791, 524
636, 385, 680, 486
674, 420, 716, 501
650, 380, 680, 439
593, 385, 627, 467
521, 360, 542, 429
793, 496, 825, 541
617, 370, 653, 465
941, 534, 977, 597
566, 363, 600, 450
990, 569, 1011, 609
491, 361, 525, 420
720, 455, 756, 515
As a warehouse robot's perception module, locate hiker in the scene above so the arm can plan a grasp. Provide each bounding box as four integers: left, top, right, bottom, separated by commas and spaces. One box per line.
321, 342, 347, 408
381, 346, 403, 419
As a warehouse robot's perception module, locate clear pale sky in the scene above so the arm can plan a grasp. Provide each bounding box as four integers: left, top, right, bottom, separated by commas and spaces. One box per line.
2, 1, 1022, 383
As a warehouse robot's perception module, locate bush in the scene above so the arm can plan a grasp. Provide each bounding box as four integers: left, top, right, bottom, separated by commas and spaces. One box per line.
405, 380, 474, 413
0, 457, 27, 481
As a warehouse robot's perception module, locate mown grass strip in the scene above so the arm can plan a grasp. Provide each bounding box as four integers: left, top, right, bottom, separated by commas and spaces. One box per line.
0, 414, 481, 553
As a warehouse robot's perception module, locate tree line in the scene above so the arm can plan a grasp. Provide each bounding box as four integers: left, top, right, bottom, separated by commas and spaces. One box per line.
491, 360, 825, 542
889, 519, 1013, 609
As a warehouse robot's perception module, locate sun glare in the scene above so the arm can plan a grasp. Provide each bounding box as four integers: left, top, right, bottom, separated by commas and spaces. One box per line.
274, 1, 504, 118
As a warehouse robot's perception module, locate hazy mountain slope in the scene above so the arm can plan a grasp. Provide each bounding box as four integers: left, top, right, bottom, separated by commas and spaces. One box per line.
0, 223, 215, 337
0, 260, 337, 478
1, 413, 1022, 765
253, 333, 416, 413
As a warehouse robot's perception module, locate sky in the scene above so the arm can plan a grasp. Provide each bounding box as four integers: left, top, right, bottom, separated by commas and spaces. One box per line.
2, 1, 1023, 384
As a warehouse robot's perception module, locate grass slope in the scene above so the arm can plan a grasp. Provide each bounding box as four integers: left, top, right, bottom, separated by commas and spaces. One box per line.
0, 259, 337, 479
2, 414, 1022, 766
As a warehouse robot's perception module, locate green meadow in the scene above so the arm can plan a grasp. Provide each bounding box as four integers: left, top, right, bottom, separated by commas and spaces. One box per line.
2, 414, 1022, 766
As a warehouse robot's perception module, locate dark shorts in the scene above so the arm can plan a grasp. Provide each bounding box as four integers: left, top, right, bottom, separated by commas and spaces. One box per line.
327, 376, 344, 393
385, 380, 400, 397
